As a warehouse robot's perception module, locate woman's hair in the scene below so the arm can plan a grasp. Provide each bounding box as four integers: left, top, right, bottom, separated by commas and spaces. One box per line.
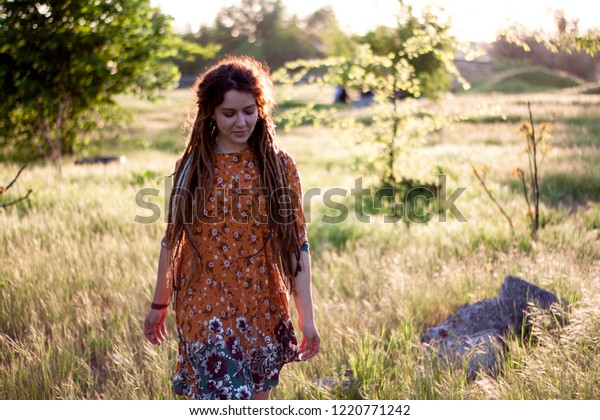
165, 56, 302, 300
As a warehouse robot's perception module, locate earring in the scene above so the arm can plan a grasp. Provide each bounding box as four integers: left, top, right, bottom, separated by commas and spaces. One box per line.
209, 119, 216, 137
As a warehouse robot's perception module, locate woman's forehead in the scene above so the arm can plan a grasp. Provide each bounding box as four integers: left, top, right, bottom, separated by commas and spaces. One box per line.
218, 90, 256, 109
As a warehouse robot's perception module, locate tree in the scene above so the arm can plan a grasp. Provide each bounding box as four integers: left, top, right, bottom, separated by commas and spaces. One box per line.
214, 0, 317, 68
276, 2, 460, 223
491, 10, 600, 81
358, 2, 456, 98
278, 1, 458, 181
304, 7, 354, 59
0, 0, 210, 171
180, 0, 322, 74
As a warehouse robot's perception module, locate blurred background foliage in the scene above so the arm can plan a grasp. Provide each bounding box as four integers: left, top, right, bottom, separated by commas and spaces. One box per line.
1, 0, 599, 168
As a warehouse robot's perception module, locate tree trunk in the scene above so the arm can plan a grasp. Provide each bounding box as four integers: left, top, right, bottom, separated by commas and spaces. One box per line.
39, 97, 71, 177
40, 116, 62, 177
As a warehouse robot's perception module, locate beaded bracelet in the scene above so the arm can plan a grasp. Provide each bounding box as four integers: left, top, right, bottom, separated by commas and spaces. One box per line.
151, 302, 169, 310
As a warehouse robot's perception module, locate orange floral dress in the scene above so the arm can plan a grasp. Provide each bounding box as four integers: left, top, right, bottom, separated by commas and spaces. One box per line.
172, 147, 307, 400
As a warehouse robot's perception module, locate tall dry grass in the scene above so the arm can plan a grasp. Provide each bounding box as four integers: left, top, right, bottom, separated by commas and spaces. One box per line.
1, 88, 599, 399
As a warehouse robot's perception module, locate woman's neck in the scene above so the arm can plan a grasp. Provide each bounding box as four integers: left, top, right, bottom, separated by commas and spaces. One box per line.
214, 138, 249, 154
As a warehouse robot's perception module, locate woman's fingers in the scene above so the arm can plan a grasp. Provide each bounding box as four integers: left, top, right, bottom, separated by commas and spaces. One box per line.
159, 323, 168, 342
157, 322, 167, 343
299, 336, 320, 360
299, 323, 320, 360
144, 311, 167, 345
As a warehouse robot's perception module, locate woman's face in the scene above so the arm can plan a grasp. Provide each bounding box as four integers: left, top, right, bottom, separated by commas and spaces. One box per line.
213, 89, 258, 153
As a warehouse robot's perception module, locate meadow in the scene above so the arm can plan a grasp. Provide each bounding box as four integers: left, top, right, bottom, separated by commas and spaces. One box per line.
1, 80, 599, 399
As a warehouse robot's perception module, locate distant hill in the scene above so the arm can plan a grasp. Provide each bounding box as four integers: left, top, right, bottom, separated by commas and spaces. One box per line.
453, 44, 494, 87
467, 66, 583, 93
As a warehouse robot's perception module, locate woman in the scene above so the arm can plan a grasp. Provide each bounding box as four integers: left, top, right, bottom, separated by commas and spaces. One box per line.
143, 56, 320, 400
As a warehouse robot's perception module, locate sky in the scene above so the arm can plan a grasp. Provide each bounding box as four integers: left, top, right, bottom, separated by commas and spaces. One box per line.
150, 0, 598, 43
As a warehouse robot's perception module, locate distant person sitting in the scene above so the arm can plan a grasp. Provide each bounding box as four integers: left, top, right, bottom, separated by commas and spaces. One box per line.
333, 85, 350, 104
352, 90, 374, 108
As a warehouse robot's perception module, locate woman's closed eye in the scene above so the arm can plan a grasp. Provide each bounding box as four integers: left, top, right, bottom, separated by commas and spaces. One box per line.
222, 110, 255, 118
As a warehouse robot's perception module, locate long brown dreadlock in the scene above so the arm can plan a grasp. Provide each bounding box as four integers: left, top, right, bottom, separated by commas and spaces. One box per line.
165, 56, 303, 304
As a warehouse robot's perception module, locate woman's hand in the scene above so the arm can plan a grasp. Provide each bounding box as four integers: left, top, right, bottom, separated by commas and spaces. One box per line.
298, 318, 320, 361
291, 251, 320, 361
144, 308, 168, 345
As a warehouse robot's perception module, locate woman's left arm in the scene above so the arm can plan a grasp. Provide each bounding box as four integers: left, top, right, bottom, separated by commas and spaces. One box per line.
292, 251, 320, 360
283, 151, 319, 359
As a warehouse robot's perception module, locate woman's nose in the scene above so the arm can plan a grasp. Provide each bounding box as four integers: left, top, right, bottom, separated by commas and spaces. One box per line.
235, 113, 245, 125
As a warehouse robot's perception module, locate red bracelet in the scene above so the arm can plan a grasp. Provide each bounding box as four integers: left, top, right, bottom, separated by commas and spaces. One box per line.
151, 302, 169, 310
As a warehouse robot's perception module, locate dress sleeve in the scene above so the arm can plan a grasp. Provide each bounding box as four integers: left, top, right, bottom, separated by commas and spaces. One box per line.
281, 152, 308, 250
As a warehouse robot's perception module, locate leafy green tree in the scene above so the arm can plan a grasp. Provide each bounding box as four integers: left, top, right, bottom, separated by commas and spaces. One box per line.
216, 0, 317, 68
278, 1, 459, 181
358, 3, 456, 98
304, 6, 355, 58
276, 2, 463, 223
180, 0, 323, 74
0, 0, 212, 170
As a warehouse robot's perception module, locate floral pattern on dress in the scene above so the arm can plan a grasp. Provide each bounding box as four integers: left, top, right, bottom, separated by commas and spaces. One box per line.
172, 147, 307, 399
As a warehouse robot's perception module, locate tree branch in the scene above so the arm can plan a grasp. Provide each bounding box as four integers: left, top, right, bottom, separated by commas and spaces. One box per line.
1, 165, 33, 209
518, 169, 535, 235
3, 165, 27, 193
472, 165, 514, 236
527, 101, 540, 235
0, 189, 33, 208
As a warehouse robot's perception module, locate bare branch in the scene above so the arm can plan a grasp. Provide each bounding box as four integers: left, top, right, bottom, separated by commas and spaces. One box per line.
518, 170, 535, 236
526, 102, 540, 236
0, 189, 33, 208
1, 165, 33, 209
472, 165, 514, 236
3, 165, 27, 192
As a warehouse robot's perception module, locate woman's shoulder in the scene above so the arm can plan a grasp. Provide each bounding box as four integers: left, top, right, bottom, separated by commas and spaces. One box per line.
172, 153, 192, 175
276, 148, 298, 171
172, 157, 183, 174
275, 148, 303, 187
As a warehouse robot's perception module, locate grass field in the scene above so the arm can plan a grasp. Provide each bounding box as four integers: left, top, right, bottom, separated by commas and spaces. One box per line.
1, 82, 599, 400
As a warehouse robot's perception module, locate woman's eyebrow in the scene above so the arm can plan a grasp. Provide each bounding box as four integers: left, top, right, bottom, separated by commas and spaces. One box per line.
221, 104, 257, 111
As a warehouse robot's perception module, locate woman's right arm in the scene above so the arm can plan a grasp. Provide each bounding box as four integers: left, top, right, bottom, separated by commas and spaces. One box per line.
144, 156, 184, 345
143, 244, 171, 345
